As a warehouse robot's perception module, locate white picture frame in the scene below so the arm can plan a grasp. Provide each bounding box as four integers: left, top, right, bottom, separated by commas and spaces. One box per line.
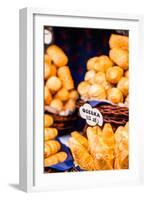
19, 7, 144, 192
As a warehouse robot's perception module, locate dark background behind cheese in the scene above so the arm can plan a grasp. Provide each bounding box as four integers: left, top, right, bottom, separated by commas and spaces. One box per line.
44, 26, 128, 87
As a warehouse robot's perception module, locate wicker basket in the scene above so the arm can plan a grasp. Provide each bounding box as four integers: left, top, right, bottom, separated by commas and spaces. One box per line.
76, 99, 129, 133
45, 109, 78, 135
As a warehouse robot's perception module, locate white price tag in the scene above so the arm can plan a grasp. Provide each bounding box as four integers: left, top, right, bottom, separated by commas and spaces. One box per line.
79, 103, 103, 126
44, 29, 53, 44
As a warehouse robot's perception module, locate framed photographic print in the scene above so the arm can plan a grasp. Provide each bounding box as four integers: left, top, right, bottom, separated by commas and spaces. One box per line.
19, 8, 144, 192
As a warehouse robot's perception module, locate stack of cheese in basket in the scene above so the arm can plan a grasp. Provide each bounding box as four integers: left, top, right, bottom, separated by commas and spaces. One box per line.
77, 34, 129, 106
69, 122, 129, 170
44, 45, 79, 115
44, 114, 67, 167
